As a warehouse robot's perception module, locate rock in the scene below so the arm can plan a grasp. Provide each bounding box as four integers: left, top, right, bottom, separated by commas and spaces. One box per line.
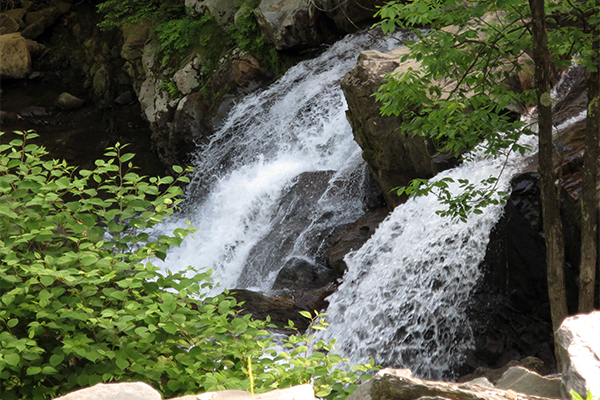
236, 171, 337, 289
496, 366, 561, 399
170, 92, 213, 159
273, 257, 334, 291
325, 208, 388, 276
185, 0, 237, 27
52, 382, 161, 400
114, 91, 133, 105
21, 7, 61, 39
171, 384, 314, 400
0, 110, 20, 125
232, 54, 262, 86
20, 106, 48, 117
347, 369, 413, 400
25, 39, 46, 58
230, 289, 310, 331
2, 8, 28, 23
92, 66, 111, 100
0, 14, 20, 34
341, 47, 437, 208
0, 33, 32, 79
57, 92, 85, 110
173, 55, 202, 95
459, 356, 548, 385
556, 311, 600, 399
465, 378, 495, 389
358, 368, 557, 400
316, 0, 386, 33
254, 0, 323, 50
121, 23, 152, 63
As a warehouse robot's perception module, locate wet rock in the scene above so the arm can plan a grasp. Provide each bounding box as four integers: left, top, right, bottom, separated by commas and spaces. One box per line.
325, 207, 388, 276
92, 66, 111, 100
230, 289, 309, 331
0, 14, 20, 34
20, 106, 48, 117
0, 33, 31, 79
556, 311, 600, 399
341, 47, 437, 208
236, 171, 337, 289
52, 382, 161, 400
254, 0, 323, 50
57, 92, 85, 110
232, 54, 262, 86
170, 92, 213, 160
273, 257, 334, 291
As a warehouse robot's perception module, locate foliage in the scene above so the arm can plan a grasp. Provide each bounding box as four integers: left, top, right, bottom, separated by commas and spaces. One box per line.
228, 1, 287, 76
374, 0, 598, 220
155, 13, 214, 65
0, 131, 376, 400
572, 389, 598, 400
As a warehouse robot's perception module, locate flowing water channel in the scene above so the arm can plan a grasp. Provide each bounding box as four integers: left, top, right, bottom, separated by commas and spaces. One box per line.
157, 29, 584, 379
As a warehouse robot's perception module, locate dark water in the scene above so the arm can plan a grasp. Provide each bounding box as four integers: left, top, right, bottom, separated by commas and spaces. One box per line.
0, 78, 166, 177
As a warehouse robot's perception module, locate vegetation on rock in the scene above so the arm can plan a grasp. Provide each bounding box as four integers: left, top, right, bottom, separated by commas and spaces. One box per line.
0, 131, 376, 400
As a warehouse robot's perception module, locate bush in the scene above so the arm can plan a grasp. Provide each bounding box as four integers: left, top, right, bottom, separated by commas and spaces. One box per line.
0, 131, 375, 399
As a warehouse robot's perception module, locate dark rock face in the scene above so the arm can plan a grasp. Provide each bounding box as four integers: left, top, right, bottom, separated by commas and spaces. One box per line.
465, 172, 581, 375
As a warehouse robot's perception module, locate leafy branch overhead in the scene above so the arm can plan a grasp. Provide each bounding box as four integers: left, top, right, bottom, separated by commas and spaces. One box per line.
375, 0, 598, 221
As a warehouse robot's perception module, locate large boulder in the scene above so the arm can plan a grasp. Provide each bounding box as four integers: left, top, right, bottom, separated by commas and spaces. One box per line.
171, 384, 314, 400
556, 312, 600, 399
341, 47, 437, 208
350, 368, 558, 400
254, 0, 324, 50
0, 33, 32, 79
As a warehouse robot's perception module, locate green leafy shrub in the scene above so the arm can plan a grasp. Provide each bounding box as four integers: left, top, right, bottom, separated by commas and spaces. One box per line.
0, 131, 376, 400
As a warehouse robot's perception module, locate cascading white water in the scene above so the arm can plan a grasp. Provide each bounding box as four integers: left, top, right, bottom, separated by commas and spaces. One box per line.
316, 107, 587, 380
156, 30, 410, 291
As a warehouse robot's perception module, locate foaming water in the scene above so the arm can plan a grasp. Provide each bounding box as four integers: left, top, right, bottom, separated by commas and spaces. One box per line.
155, 30, 410, 291
316, 134, 539, 380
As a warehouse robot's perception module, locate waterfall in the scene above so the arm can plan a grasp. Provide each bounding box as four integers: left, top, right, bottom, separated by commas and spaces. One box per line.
157, 30, 410, 291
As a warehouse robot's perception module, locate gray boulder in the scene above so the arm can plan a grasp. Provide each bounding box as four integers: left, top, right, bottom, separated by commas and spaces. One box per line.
496, 366, 561, 399
557, 311, 600, 399
171, 384, 314, 400
185, 0, 237, 27
254, 0, 323, 50
0, 33, 32, 79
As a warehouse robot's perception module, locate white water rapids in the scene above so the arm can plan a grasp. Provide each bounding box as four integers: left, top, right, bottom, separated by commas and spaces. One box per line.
156, 31, 409, 290
156, 28, 584, 379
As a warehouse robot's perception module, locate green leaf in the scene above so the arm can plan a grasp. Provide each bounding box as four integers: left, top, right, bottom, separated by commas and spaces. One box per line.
49, 354, 65, 367
4, 353, 20, 366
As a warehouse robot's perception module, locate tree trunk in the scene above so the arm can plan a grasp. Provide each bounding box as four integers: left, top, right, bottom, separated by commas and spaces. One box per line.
579, 12, 600, 312
528, 0, 569, 355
